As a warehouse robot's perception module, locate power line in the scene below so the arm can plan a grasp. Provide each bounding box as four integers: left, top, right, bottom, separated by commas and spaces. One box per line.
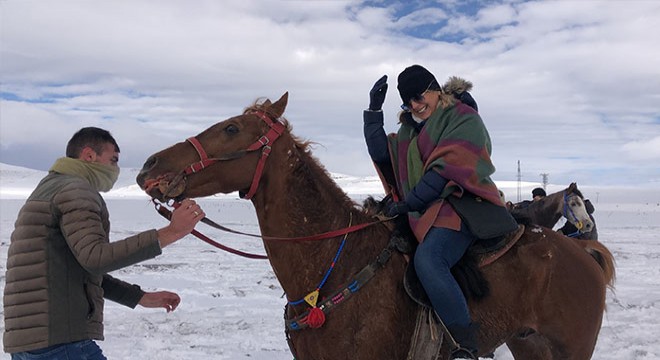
517, 160, 521, 202
540, 173, 549, 190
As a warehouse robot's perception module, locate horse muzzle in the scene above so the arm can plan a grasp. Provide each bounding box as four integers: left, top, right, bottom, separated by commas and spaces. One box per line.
581, 219, 594, 233
137, 171, 187, 201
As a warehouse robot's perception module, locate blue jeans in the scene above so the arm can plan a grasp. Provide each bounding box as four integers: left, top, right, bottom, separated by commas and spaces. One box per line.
11, 340, 106, 360
414, 224, 475, 328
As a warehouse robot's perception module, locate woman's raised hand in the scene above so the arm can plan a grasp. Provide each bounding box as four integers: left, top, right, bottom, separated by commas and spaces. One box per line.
369, 75, 388, 111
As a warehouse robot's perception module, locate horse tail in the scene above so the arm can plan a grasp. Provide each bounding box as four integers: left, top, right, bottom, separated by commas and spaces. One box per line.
582, 240, 616, 289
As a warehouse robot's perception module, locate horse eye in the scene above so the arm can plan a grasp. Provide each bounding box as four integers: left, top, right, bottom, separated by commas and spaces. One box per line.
225, 124, 239, 135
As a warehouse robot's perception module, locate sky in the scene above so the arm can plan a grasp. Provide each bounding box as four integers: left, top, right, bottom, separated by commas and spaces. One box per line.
1, 0, 659, 187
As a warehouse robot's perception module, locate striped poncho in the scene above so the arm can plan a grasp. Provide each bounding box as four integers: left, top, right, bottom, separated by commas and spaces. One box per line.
387, 101, 504, 242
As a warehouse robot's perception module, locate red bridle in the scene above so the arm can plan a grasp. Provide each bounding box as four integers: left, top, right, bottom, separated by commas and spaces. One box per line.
183, 110, 286, 200
151, 110, 392, 260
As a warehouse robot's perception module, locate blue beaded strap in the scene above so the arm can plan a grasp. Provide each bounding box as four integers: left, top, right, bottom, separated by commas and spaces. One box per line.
286, 243, 394, 331
287, 214, 352, 306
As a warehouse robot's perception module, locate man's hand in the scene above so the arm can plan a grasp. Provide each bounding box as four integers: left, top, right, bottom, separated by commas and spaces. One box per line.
157, 198, 205, 248
369, 75, 388, 111
139, 291, 181, 313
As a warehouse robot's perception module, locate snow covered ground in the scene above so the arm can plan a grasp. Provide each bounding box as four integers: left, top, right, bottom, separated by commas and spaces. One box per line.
1, 163, 659, 359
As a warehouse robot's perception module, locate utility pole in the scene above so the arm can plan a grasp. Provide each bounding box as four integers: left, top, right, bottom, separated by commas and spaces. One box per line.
517, 160, 522, 202
540, 173, 549, 190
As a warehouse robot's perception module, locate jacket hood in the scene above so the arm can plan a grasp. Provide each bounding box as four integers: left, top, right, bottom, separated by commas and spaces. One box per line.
442, 76, 473, 95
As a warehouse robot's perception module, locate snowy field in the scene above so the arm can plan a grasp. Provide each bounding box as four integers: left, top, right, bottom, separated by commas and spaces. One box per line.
1, 163, 659, 359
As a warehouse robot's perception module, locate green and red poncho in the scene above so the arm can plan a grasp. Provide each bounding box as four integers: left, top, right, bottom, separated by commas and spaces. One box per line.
386, 102, 504, 242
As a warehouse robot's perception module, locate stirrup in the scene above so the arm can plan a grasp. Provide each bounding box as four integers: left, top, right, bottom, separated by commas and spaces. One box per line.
431, 311, 478, 360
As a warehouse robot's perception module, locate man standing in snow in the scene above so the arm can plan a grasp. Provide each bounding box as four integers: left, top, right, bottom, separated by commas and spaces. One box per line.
3, 127, 204, 359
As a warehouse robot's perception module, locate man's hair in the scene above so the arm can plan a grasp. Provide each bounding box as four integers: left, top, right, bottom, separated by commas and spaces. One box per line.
66, 127, 120, 158
532, 187, 547, 198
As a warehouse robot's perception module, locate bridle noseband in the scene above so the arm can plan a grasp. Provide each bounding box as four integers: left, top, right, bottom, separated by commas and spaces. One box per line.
562, 191, 586, 235
181, 110, 286, 200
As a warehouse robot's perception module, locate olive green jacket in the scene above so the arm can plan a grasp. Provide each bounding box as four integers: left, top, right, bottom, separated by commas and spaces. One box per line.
3, 172, 162, 353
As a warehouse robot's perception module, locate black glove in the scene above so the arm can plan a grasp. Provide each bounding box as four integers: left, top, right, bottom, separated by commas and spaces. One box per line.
386, 201, 410, 217
368, 75, 388, 111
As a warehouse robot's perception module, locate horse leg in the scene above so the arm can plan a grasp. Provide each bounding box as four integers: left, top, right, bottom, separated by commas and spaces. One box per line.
505, 303, 603, 360
506, 327, 601, 360
503, 233, 605, 360
514, 240, 606, 359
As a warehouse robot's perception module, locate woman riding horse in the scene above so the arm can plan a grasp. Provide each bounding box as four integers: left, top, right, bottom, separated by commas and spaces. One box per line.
363, 65, 517, 359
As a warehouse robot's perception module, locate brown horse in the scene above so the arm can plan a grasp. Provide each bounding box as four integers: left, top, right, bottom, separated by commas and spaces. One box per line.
136, 93, 615, 360
510, 183, 598, 240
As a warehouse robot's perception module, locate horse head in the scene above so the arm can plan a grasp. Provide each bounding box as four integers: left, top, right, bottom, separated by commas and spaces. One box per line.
136, 93, 290, 201
562, 182, 594, 233
510, 182, 595, 235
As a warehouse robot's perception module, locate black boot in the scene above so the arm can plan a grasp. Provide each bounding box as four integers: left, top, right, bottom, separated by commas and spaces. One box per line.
447, 323, 479, 360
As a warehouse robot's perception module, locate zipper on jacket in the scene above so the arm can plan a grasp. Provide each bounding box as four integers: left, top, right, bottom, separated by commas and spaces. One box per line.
83, 283, 95, 320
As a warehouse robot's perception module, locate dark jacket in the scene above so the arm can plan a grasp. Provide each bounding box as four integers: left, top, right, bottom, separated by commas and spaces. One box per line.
3, 172, 162, 353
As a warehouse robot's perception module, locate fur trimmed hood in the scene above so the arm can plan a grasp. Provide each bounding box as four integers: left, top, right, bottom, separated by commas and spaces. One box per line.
442, 76, 473, 95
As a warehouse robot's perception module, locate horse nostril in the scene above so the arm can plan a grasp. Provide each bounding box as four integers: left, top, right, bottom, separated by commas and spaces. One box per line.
142, 155, 158, 171
137, 156, 158, 188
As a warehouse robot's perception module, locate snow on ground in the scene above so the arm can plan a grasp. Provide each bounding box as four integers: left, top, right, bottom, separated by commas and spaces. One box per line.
1, 163, 659, 359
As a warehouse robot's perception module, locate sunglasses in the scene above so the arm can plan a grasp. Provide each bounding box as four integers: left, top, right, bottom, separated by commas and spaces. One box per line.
400, 80, 437, 112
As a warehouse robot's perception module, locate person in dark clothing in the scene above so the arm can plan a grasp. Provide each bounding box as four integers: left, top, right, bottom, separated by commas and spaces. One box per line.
532, 187, 546, 201
511, 187, 546, 210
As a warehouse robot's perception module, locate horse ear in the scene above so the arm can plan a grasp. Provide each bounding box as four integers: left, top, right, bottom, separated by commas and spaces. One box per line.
263, 99, 272, 107
268, 92, 289, 118
568, 182, 577, 192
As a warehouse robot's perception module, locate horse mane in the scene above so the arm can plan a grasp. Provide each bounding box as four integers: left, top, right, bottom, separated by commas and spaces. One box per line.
570, 186, 585, 199
245, 98, 360, 215
243, 98, 293, 132
290, 144, 358, 212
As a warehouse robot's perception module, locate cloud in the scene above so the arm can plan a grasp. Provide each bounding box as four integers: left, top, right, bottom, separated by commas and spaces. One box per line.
622, 136, 660, 161
1, 0, 659, 187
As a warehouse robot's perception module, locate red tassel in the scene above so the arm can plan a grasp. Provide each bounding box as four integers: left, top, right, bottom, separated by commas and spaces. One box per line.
304, 307, 326, 328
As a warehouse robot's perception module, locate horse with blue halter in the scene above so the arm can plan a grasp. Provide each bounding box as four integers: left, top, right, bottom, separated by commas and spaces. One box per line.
136, 93, 614, 359
510, 183, 598, 240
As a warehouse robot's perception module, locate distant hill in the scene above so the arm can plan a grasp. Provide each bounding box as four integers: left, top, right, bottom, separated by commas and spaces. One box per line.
2, 162, 657, 204
0, 163, 47, 198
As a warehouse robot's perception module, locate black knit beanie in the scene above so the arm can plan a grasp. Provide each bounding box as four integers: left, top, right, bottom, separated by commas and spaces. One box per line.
397, 65, 441, 105
532, 188, 547, 197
